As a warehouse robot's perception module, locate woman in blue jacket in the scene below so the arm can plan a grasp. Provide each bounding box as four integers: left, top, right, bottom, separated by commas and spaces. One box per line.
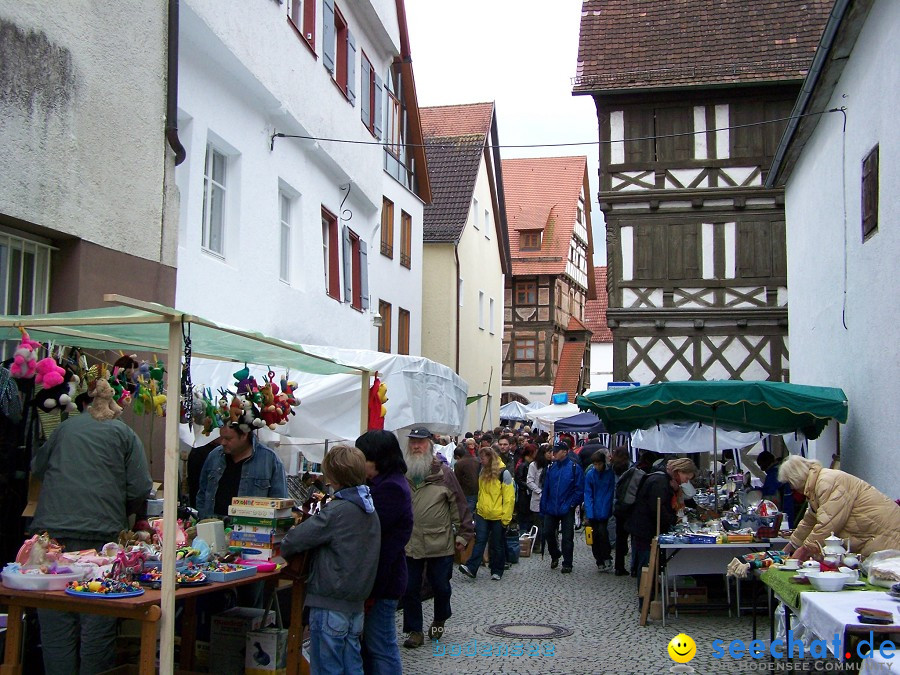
584, 450, 615, 571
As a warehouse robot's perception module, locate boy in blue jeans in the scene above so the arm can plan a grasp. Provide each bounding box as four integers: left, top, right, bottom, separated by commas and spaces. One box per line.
281, 445, 381, 674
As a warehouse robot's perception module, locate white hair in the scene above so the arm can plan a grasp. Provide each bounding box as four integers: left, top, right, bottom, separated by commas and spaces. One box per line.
778, 456, 822, 492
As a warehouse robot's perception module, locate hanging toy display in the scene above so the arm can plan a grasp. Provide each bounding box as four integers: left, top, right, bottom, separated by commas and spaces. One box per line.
367, 373, 388, 431
9, 330, 41, 379
191, 368, 300, 435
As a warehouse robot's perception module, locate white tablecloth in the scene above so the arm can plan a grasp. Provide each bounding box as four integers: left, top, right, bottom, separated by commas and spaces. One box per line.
799, 591, 900, 660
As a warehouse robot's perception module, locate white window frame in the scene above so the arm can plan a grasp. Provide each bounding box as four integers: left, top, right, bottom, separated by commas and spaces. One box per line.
485, 209, 491, 239
202, 143, 227, 257
472, 198, 480, 230
278, 189, 293, 283
478, 290, 485, 329
489, 297, 495, 334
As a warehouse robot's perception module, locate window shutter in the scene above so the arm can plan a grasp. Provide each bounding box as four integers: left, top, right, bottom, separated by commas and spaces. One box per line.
359, 240, 369, 310
682, 223, 701, 279
360, 57, 370, 129
322, 0, 335, 74
342, 224, 352, 303
346, 30, 357, 106
373, 74, 383, 139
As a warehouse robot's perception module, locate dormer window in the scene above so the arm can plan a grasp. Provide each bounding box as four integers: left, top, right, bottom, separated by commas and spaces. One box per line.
520, 230, 542, 251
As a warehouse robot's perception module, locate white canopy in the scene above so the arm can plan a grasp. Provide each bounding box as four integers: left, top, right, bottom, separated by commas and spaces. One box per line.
499, 400, 531, 421
631, 422, 765, 454
525, 402, 581, 431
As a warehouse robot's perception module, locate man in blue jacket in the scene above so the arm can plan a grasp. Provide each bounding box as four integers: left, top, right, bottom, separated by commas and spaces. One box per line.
540, 441, 585, 573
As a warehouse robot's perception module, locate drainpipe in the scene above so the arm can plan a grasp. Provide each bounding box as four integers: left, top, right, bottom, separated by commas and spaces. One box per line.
166, 0, 186, 165
454, 245, 461, 373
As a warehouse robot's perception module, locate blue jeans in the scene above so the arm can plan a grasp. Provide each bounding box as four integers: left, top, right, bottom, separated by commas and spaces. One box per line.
308, 607, 364, 675
544, 508, 576, 568
37, 538, 117, 675
401, 555, 453, 633
362, 598, 401, 675
465, 495, 477, 524
463, 514, 506, 577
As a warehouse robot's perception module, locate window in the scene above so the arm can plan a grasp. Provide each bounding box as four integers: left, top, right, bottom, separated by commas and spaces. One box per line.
514, 338, 536, 360
478, 291, 485, 329
400, 210, 412, 269
378, 300, 392, 352
484, 210, 491, 239
0, 231, 51, 316
862, 145, 879, 240
386, 88, 403, 157
489, 298, 495, 334
472, 198, 479, 229
279, 190, 292, 282
202, 143, 226, 256
515, 281, 536, 304
398, 308, 410, 355
360, 52, 383, 138
286, 0, 315, 51
577, 199, 584, 225
383, 64, 413, 189
322, 208, 340, 299
323, 0, 355, 104
380, 197, 394, 258
520, 230, 541, 251
341, 226, 368, 311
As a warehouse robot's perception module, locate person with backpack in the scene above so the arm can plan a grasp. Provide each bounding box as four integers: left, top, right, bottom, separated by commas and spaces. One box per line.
514, 444, 536, 529
540, 441, 585, 573
584, 450, 615, 572
625, 457, 698, 585
458, 446, 515, 580
609, 446, 632, 576
526, 445, 552, 554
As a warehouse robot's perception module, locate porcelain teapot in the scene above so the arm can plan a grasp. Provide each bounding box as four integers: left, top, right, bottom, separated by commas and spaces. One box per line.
822, 532, 848, 563
842, 552, 861, 569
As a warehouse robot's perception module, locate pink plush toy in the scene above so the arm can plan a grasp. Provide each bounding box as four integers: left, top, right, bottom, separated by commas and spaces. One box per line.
9, 331, 41, 379
34, 357, 66, 389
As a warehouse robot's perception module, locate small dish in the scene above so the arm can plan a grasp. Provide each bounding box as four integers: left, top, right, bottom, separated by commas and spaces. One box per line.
844, 580, 866, 588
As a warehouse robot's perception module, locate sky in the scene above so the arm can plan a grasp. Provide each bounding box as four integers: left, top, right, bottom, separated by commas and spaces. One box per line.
404, 0, 607, 265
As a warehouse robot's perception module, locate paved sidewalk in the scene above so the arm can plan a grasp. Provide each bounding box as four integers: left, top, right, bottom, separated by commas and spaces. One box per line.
397, 539, 771, 674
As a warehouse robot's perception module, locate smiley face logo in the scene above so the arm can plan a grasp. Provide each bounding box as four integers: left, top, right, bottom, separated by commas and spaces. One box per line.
667, 633, 696, 663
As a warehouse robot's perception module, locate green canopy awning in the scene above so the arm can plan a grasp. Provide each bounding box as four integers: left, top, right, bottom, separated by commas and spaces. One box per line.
0, 300, 361, 376
576, 380, 848, 439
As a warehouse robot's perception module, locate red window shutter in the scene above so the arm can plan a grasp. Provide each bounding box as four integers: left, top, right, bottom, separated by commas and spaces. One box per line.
328, 218, 341, 298
304, 0, 316, 49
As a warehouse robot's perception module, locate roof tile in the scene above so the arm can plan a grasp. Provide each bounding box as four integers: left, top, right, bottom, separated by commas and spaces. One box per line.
553, 339, 588, 400
584, 267, 613, 342
574, 0, 833, 92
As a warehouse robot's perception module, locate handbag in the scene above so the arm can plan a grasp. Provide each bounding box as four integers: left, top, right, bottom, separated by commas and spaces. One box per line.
454, 537, 474, 565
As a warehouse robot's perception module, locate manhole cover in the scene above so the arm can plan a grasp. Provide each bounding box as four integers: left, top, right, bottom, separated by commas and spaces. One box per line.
485, 623, 573, 639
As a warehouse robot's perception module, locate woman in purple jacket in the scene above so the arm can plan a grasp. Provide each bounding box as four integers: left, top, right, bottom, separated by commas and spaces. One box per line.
355, 430, 415, 675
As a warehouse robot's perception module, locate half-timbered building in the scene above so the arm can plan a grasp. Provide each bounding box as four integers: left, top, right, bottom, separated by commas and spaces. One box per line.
574, 0, 831, 384
501, 156, 596, 404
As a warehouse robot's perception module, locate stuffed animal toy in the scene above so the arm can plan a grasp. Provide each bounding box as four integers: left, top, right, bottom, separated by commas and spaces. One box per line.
34, 357, 65, 389
89, 378, 123, 421
33, 369, 80, 414
149, 380, 166, 416
15, 533, 62, 566
10, 331, 42, 379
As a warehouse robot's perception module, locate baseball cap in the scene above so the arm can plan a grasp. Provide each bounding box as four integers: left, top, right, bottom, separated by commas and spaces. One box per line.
552, 441, 569, 452
408, 426, 432, 438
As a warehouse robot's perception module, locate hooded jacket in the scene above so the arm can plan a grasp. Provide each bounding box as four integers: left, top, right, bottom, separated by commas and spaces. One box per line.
281, 485, 381, 613
406, 459, 474, 559
790, 465, 900, 556
584, 464, 615, 521
368, 471, 413, 599
540, 454, 585, 517
476, 461, 515, 526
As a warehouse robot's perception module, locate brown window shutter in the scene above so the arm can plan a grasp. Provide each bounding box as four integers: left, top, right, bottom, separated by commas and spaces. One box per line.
862, 145, 879, 240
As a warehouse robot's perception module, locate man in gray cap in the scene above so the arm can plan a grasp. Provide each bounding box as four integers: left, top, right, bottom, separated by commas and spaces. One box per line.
400, 426, 474, 648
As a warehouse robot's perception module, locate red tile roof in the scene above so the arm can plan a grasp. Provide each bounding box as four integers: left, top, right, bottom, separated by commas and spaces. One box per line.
553, 338, 588, 400
502, 156, 588, 277
420, 103, 494, 243
584, 267, 613, 343
567, 316, 589, 332
574, 0, 833, 93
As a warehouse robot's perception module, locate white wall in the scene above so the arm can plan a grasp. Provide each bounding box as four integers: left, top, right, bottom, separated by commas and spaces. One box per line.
176, 1, 423, 349
586, 342, 614, 394
784, 0, 900, 494
0, 2, 172, 265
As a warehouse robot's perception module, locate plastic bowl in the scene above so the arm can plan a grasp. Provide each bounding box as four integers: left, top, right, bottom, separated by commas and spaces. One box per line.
1, 565, 89, 591
807, 571, 850, 592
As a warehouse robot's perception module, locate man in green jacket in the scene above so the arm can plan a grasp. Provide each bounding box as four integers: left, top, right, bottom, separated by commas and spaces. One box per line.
31, 393, 152, 675
401, 426, 474, 648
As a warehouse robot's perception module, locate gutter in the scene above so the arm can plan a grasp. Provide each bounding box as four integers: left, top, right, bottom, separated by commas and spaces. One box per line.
454, 245, 461, 373
166, 0, 186, 165
766, 0, 852, 188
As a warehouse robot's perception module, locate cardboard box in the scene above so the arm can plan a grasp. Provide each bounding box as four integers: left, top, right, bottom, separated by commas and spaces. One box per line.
245, 627, 288, 674
669, 587, 708, 605
209, 608, 274, 675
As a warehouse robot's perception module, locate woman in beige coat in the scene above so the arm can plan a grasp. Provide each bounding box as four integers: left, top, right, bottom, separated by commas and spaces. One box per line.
779, 456, 900, 559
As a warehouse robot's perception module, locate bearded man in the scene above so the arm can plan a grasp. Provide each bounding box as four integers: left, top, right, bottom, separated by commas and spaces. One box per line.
400, 426, 474, 648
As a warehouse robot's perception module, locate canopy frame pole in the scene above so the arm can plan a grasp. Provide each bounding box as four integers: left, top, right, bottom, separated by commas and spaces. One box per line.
159, 317, 183, 674
359, 370, 370, 435
712, 405, 719, 512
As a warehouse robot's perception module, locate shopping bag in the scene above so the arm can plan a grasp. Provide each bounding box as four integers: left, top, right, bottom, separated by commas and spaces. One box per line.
585, 525, 593, 546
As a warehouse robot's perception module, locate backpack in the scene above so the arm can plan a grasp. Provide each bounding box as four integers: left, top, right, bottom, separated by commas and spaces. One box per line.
614, 466, 648, 517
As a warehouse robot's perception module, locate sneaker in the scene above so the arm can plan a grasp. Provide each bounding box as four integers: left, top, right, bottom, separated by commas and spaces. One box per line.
491, 573, 501, 581
458, 564, 476, 579
428, 621, 445, 641
550, 558, 559, 569
403, 631, 424, 649
596, 561, 609, 573
561, 566, 573, 574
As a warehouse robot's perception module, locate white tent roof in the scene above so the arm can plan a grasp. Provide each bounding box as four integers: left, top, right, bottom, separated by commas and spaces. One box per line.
525, 402, 581, 430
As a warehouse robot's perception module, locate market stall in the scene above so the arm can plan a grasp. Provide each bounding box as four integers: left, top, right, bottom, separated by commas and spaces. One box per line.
524, 402, 581, 432
0, 295, 374, 674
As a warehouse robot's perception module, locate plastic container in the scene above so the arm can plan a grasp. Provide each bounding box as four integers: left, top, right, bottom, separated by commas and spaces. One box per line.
142, 559, 188, 572
203, 564, 257, 583
1, 565, 88, 591
685, 534, 718, 545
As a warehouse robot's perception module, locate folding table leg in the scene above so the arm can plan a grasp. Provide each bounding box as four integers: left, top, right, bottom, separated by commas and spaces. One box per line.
0, 604, 24, 675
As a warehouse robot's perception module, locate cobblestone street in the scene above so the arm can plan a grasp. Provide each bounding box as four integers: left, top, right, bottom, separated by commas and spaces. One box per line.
396, 538, 771, 674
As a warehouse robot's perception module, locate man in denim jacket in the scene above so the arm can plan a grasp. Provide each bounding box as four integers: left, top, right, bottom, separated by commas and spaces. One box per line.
196, 425, 288, 520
